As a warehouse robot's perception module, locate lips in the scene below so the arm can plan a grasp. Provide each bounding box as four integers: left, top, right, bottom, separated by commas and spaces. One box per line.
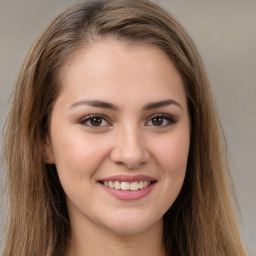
102, 180, 151, 191
98, 175, 157, 200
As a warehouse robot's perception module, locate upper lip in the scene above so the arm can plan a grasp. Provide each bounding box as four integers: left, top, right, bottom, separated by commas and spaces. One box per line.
99, 175, 156, 182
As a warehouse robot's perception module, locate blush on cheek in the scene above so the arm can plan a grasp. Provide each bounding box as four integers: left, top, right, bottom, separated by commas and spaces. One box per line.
158, 137, 189, 162
55, 138, 107, 180
158, 148, 189, 196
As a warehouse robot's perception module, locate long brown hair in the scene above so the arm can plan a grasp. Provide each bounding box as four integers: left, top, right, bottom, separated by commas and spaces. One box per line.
1, 0, 247, 255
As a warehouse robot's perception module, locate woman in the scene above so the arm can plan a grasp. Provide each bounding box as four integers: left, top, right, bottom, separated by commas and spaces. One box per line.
1, 0, 247, 255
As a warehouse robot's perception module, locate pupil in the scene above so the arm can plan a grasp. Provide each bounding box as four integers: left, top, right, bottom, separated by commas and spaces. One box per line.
152, 117, 163, 126
90, 117, 102, 126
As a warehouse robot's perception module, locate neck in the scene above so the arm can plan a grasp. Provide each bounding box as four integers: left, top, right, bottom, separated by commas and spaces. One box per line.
66, 217, 167, 256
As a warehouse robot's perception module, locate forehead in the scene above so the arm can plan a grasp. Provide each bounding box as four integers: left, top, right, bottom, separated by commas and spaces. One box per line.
57, 39, 187, 109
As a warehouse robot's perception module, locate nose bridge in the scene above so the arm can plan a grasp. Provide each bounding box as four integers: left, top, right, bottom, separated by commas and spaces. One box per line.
110, 122, 149, 168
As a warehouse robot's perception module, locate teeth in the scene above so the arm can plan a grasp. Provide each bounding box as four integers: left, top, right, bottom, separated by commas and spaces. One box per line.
109, 181, 114, 188
102, 180, 152, 191
130, 181, 139, 191
114, 181, 121, 189
121, 182, 130, 190
139, 181, 144, 189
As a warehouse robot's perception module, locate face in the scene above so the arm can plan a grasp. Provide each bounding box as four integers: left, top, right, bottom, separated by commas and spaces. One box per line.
45, 40, 190, 236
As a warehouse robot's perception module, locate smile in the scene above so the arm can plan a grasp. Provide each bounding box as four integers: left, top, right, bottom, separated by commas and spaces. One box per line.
102, 180, 152, 191
98, 175, 157, 200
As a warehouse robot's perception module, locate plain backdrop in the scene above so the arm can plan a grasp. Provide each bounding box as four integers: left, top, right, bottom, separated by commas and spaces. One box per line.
0, 0, 255, 255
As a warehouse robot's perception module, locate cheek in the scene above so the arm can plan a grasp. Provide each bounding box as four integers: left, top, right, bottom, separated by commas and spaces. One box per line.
143, 131, 190, 218
51, 132, 109, 181
152, 132, 190, 177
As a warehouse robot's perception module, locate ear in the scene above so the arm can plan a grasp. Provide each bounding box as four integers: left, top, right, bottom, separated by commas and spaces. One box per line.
44, 135, 55, 164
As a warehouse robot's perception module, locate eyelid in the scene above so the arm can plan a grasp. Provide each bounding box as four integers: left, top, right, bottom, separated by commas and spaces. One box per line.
145, 113, 177, 127
78, 113, 177, 128
79, 114, 112, 127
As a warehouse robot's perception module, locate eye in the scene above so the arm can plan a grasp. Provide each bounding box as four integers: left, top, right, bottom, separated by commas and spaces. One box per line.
80, 114, 110, 128
146, 114, 176, 127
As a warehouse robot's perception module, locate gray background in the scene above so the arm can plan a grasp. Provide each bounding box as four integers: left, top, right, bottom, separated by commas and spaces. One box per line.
0, 0, 255, 255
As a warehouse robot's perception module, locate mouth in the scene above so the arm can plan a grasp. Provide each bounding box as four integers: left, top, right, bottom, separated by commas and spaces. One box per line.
98, 175, 157, 200
99, 180, 154, 191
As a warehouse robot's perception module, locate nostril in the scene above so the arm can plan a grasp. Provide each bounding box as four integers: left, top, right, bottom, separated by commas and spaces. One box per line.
110, 146, 150, 169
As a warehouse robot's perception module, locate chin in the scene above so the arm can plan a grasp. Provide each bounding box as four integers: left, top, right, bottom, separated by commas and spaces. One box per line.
103, 213, 162, 236
112, 223, 146, 235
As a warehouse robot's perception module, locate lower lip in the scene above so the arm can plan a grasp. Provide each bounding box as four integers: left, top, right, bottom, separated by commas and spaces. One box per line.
99, 182, 155, 201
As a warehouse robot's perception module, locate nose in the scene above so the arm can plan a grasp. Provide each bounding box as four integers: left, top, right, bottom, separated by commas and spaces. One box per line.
110, 125, 150, 169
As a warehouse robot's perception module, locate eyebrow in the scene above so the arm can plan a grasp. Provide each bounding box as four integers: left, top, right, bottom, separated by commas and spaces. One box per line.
70, 99, 183, 111
142, 99, 183, 111
70, 100, 120, 111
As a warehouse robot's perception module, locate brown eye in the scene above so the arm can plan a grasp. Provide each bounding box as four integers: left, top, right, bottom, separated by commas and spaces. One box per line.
146, 114, 176, 127
80, 114, 110, 128
152, 116, 164, 126
90, 117, 103, 126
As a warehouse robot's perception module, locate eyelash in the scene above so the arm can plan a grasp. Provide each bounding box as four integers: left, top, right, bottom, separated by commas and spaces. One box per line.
79, 113, 176, 128
145, 113, 177, 127
79, 114, 111, 128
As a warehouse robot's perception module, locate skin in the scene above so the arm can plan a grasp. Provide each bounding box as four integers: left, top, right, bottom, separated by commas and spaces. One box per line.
45, 40, 190, 256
